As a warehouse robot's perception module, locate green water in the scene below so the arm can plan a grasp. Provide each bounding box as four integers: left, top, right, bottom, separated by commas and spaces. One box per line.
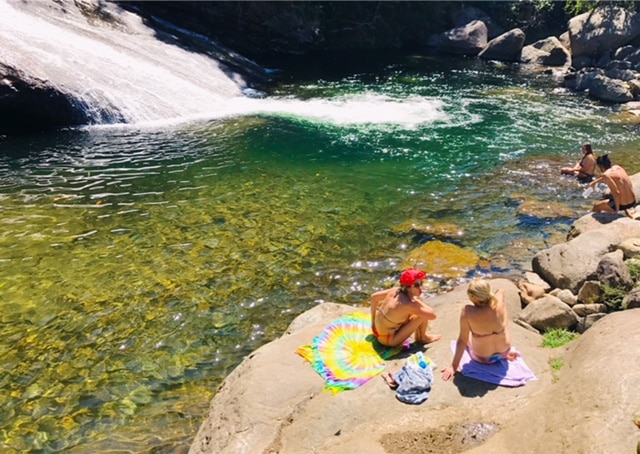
1, 56, 639, 452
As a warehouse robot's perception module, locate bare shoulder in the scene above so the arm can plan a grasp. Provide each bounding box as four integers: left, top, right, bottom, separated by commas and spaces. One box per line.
460, 303, 475, 318
372, 287, 395, 298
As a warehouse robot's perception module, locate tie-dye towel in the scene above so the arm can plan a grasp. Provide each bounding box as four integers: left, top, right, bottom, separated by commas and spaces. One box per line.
297, 311, 405, 394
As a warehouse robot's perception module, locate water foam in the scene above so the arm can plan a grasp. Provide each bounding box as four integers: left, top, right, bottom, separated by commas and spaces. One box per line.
0, 0, 450, 130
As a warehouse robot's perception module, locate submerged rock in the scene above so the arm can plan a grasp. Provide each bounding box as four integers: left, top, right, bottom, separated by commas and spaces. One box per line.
400, 240, 479, 280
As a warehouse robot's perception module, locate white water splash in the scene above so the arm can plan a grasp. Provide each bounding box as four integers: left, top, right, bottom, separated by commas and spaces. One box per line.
0, 0, 244, 123
234, 93, 449, 128
0, 0, 449, 129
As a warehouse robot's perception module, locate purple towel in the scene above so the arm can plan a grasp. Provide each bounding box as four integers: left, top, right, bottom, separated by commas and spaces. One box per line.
449, 341, 537, 387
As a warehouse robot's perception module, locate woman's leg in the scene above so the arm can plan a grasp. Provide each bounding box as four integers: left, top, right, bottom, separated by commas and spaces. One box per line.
593, 200, 614, 213
386, 315, 440, 347
413, 319, 442, 344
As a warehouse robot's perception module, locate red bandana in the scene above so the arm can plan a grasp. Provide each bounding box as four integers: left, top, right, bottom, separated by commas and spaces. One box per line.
399, 268, 427, 286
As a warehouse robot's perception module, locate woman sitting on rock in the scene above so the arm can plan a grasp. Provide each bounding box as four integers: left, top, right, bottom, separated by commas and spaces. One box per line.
442, 279, 519, 381
370, 268, 441, 347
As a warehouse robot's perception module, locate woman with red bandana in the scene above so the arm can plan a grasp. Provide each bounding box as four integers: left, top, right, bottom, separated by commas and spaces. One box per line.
370, 268, 441, 347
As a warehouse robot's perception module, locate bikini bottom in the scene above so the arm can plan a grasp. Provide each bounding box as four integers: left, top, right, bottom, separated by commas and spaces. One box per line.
372, 324, 393, 346
470, 347, 511, 365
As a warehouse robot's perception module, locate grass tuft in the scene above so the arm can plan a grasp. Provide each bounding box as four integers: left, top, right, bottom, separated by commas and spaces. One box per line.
549, 356, 564, 371
542, 328, 579, 348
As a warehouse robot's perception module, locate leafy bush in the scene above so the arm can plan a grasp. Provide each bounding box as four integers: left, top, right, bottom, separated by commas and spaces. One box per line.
600, 283, 626, 311
627, 259, 640, 284
564, 0, 637, 16
542, 328, 579, 348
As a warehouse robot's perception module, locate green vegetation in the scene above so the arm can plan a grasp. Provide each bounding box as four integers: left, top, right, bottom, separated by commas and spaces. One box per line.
600, 283, 626, 311
542, 328, 579, 348
564, 0, 637, 16
549, 356, 564, 371
627, 260, 640, 283
549, 356, 564, 383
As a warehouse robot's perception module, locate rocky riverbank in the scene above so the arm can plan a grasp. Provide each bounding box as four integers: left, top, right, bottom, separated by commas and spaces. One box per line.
188, 176, 640, 453
188, 284, 640, 453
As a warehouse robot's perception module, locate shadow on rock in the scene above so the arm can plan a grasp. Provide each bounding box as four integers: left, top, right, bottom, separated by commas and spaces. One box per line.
452, 373, 499, 397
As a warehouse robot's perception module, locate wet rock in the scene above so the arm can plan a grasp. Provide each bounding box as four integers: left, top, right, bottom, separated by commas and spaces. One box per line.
401, 240, 479, 280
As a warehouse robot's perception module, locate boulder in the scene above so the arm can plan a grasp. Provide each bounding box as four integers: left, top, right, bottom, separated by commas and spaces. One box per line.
520, 36, 571, 67
481, 310, 640, 453
478, 28, 525, 62
623, 286, 640, 309
588, 74, 634, 103
549, 288, 578, 306
577, 280, 602, 305
572, 303, 608, 317
517, 295, 579, 332
523, 272, 551, 291
568, 5, 640, 59
0, 63, 91, 134
426, 20, 488, 56
576, 312, 608, 333
532, 228, 620, 294
596, 249, 634, 290
617, 237, 640, 259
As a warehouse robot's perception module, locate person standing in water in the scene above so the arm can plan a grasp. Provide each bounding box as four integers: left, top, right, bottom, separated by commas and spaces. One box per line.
442, 279, 519, 381
370, 268, 441, 347
589, 154, 637, 218
561, 142, 597, 183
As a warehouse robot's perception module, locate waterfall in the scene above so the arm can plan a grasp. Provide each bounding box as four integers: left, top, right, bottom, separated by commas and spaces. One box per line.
0, 0, 448, 130
0, 0, 247, 125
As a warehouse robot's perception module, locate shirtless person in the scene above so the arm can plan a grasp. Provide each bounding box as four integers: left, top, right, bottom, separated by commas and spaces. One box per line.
370, 268, 441, 347
442, 279, 519, 381
561, 142, 597, 183
589, 154, 637, 219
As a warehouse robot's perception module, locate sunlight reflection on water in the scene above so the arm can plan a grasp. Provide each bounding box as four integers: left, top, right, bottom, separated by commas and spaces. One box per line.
2, 61, 640, 452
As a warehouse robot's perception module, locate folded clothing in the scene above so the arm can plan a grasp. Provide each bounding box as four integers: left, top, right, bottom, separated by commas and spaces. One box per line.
392, 354, 434, 404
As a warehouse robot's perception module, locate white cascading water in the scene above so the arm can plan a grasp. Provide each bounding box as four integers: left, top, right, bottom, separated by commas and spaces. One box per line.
0, 0, 247, 124
0, 0, 448, 129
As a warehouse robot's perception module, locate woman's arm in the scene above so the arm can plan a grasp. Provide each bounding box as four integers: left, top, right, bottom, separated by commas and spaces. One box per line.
410, 296, 437, 320
589, 176, 604, 188
442, 307, 471, 381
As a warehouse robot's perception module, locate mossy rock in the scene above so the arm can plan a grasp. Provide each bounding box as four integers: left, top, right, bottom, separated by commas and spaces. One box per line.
400, 240, 479, 279
517, 199, 575, 219
391, 220, 464, 240
611, 110, 640, 125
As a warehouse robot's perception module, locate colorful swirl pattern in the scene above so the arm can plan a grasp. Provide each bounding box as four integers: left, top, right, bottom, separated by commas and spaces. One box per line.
297, 311, 404, 394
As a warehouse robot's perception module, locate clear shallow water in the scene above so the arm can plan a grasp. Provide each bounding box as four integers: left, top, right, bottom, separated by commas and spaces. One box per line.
1, 56, 640, 452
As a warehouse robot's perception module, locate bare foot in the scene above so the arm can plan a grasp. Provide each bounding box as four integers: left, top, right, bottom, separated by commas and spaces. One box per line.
414, 333, 442, 344
506, 350, 521, 361
382, 372, 398, 389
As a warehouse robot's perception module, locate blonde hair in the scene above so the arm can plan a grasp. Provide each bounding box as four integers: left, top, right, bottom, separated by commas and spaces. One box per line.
467, 279, 498, 308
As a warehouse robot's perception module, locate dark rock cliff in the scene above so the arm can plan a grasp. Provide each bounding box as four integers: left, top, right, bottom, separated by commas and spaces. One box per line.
117, 1, 569, 63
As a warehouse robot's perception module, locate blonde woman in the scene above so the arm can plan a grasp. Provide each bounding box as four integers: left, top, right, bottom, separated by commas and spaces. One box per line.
442, 279, 519, 381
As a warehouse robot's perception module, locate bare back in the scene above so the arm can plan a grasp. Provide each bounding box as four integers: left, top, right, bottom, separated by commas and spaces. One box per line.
463, 290, 511, 358
604, 165, 636, 206
372, 288, 413, 335
579, 153, 596, 177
